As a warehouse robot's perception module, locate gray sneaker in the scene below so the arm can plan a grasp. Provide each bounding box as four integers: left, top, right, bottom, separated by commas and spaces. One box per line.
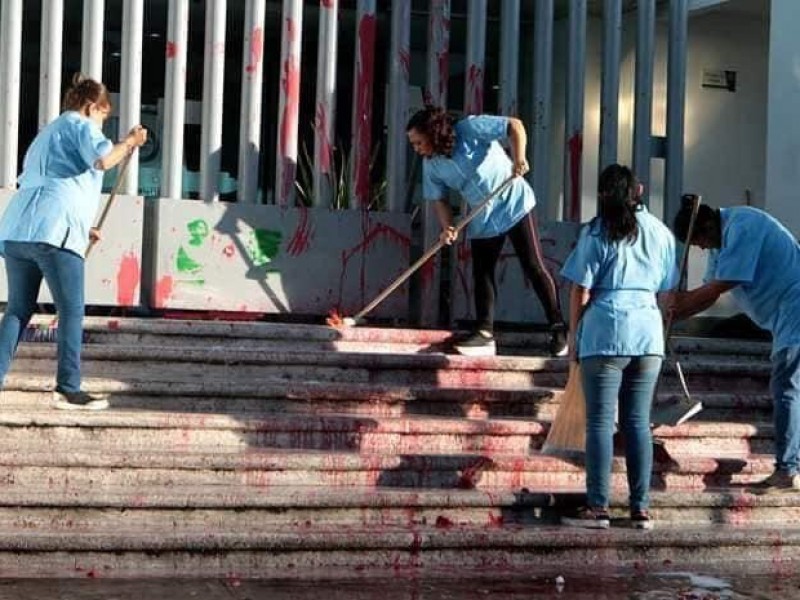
53, 390, 110, 411
750, 470, 800, 495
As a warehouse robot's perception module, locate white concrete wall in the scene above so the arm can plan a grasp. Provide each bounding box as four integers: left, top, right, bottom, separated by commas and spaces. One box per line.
764, 0, 800, 237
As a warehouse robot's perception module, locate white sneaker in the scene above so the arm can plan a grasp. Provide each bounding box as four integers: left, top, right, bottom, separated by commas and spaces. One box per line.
53, 390, 110, 411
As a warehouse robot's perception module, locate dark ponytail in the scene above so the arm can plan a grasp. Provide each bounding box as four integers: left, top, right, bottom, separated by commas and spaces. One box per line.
62, 73, 111, 113
597, 164, 642, 243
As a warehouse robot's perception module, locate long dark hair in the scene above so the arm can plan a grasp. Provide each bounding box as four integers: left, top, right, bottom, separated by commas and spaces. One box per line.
406, 106, 456, 157
596, 164, 642, 243
62, 73, 111, 113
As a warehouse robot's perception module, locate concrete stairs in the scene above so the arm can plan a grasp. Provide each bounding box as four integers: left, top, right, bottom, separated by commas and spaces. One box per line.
0, 316, 793, 578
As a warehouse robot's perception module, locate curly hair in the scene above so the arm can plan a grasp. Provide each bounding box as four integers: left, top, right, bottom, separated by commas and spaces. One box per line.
406, 106, 456, 157
63, 73, 111, 113
595, 164, 643, 243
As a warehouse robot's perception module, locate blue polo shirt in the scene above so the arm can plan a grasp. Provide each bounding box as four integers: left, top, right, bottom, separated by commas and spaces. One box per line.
708, 207, 800, 355
421, 115, 536, 239
561, 207, 678, 359
0, 111, 113, 257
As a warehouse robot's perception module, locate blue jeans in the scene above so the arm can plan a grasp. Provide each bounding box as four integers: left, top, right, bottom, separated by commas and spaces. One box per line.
0, 241, 85, 393
771, 346, 800, 475
581, 355, 663, 512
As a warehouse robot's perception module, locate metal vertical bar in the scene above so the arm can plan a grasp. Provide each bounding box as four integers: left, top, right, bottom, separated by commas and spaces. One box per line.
314, 0, 338, 208
665, 0, 689, 225
499, 0, 520, 116
425, 0, 450, 107
238, 0, 266, 204
275, 0, 303, 206
633, 0, 656, 204
200, 0, 227, 202
161, 0, 189, 200
385, 0, 410, 213
464, 0, 487, 115
39, 0, 64, 129
350, 0, 377, 210
563, 0, 587, 222
0, 0, 22, 187
599, 0, 622, 172
532, 0, 554, 217
119, 0, 144, 196
81, 0, 105, 80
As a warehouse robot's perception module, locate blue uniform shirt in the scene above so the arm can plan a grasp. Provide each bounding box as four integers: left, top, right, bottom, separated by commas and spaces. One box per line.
709, 207, 800, 355
561, 207, 679, 359
421, 115, 536, 239
0, 111, 113, 257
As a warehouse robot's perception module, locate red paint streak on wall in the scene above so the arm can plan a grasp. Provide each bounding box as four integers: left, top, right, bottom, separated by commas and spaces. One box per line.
153, 276, 175, 309
399, 49, 411, 79
166, 41, 177, 59
567, 133, 583, 222
315, 103, 333, 174
353, 14, 377, 206
287, 205, 315, 256
222, 243, 236, 258
466, 64, 483, 115
279, 18, 301, 205
116, 252, 141, 306
245, 27, 264, 75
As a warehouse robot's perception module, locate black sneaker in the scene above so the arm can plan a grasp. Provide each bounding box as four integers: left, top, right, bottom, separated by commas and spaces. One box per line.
53, 390, 110, 411
561, 506, 610, 529
454, 330, 496, 357
630, 509, 654, 530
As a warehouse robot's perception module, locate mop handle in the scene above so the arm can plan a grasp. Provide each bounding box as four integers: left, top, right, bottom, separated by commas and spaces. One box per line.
353, 174, 517, 321
85, 151, 134, 258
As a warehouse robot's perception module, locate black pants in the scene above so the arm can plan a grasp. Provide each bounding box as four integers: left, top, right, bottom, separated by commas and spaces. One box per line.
470, 210, 563, 333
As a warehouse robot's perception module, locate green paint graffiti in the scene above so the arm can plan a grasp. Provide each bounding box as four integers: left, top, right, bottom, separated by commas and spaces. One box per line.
187, 219, 210, 247
246, 229, 282, 267
176, 246, 203, 274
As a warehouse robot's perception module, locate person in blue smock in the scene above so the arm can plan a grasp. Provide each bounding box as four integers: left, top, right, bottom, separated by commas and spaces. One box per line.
406, 106, 566, 357
671, 201, 800, 493
0, 74, 147, 411
560, 164, 678, 530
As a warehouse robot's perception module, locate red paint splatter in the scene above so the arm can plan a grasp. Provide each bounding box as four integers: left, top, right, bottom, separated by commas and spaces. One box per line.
115, 252, 140, 306
567, 133, 583, 222
488, 513, 504, 527
278, 18, 301, 206
353, 14, 377, 207
435, 516, 454, 529
287, 204, 315, 256
245, 27, 264, 75
107, 320, 120, 331
315, 102, 333, 174
466, 64, 484, 115
222, 243, 236, 258
166, 41, 177, 59
153, 276, 175, 309
321, 0, 335, 7
399, 49, 411, 79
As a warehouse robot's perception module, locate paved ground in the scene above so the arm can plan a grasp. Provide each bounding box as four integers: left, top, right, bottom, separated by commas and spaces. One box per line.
0, 572, 795, 599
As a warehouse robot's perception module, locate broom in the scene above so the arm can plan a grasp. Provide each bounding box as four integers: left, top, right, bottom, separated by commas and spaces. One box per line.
541, 362, 586, 459
326, 174, 516, 328
20, 152, 135, 343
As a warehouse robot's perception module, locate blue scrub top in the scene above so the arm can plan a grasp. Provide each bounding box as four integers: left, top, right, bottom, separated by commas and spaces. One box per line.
709, 207, 800, 355
421, 115, 536, 239
0, 111, 113, 257
561, 207, 679, 359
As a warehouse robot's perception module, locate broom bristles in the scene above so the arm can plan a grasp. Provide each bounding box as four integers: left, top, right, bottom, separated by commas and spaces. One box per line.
541, 362, 587, 459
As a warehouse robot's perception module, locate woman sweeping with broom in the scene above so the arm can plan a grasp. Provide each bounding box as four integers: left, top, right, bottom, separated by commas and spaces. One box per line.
559, 165, 678, 530
0, 74, 147, 411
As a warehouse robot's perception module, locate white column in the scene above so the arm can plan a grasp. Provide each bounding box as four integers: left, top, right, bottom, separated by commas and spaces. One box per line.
350, 0, 377, 210
385, 0, 410, 213
0, 0, 22, 187
764, 0, 800, 236
119, 0, 144, 195
200, 0, 227, 202
314, 0, 338, 208
39, 0, 64, 129
81, 0, 105, 80
161, 0, 189, 200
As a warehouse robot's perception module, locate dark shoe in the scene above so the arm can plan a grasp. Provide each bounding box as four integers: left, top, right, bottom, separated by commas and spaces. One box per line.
561, 506, 610, 529
53, 390, 109, 411
750, 470, 800, 495
548, 323, 569, 358
454, 330, 496, 357
630, 509, 654, 530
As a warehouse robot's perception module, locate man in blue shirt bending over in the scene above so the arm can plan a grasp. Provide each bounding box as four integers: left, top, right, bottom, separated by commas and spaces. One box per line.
671, 200, 800, 493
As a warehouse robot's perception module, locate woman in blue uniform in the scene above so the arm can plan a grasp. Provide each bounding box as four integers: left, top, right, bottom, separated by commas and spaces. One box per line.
560, 164, 678, 530
0, 74, 147, 410
406, 106, 566, 357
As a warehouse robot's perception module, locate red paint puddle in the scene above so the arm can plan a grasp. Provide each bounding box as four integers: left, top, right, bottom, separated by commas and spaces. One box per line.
435, 515, 454, 529
115, 252, 141, 306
